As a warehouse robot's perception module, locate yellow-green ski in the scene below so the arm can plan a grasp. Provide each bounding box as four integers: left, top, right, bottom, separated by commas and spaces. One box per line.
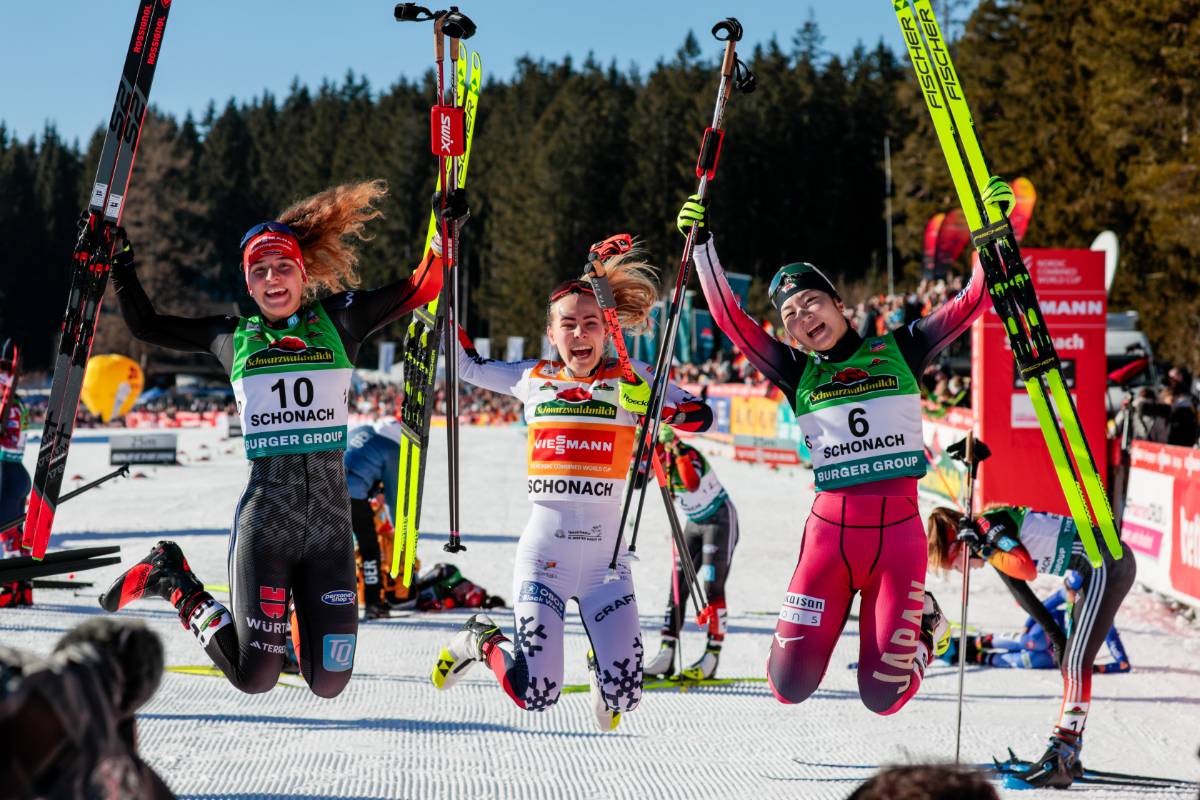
393, 44, 482, 585
891, 0, 1120, 565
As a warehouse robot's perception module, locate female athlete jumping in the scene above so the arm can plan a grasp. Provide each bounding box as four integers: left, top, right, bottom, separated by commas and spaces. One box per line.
100, 182, 466, 697
675, 181, 1009, 715
429, 242, 711, 730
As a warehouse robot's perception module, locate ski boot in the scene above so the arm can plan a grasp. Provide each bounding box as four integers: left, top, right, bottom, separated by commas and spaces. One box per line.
1021, 734, 1081, 788
364, 598, 391, 621
919, 592, 951, 663
643, 636, 678, 679
0, 580, 33, 607
587, 649, 620, 732
680, 645, 720, 681
99, 541, 205, 617
431, 613, 503, 690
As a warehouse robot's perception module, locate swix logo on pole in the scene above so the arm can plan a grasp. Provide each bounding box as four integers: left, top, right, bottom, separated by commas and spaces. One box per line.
430, 105, 465, 157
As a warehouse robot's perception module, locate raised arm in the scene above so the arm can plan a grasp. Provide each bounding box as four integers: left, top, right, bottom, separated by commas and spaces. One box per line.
324, 247, 445, 344
692, 237, 806, 404
895, 256, 987, 375
630, 359, 713, 433
110, 258, 236, 363
455, 326, 536, 400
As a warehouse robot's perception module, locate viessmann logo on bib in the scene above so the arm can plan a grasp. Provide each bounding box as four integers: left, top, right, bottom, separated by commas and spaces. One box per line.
245, 336, 334, 371
532, 428, 616, 464
809, 366, 898, 405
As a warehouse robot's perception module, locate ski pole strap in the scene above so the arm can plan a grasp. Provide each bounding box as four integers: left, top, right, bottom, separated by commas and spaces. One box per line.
970, 218, 1013, 249
430, 105, 466, 156
696, 128, 725, 180
394, 3, 437, 22
711, 17, 743, 42
440, 7, 476, 39
733, 57, 757, 93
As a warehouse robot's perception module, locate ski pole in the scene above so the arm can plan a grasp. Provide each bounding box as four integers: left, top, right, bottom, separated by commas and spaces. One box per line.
2, 464, 129, 534
947, 432, 991, 764
613, 18, 755, 572
582, 236, 707, 615
396, 4, 476, 555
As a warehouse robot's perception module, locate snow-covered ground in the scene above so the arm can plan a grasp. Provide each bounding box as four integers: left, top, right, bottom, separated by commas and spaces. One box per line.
3, 426, 1199, 799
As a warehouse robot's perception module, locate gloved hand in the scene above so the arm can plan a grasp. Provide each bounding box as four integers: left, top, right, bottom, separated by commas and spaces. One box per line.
111, 227, 135, 270
676, 194, 710, 244
981, 175, 1014, 220
433, 188, 470, 225
955, 516, 984, 559
618, 373, 651, 415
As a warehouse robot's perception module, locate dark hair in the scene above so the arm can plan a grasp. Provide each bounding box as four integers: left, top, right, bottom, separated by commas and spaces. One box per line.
56, 617, 164, 717
847, 764, 999, 800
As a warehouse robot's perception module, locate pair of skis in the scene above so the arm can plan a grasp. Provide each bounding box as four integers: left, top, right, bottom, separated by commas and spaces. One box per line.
891, 0, 1121, 568
24, 0, 173, 561
610, 17, 756, 571
391, 4, 481, 587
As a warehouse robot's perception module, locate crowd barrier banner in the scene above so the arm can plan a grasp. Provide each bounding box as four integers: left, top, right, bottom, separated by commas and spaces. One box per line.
919, 404, 973, 506
1123, 440, 1200, 607
972, 248, 1107, 514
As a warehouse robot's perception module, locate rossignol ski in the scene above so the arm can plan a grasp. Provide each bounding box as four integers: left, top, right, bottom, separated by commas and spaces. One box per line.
891, 0, 1121, 566
584, 235, 708, 619
392, 3, 480, 586
24, 0, 173, 560
611, 17, 755, 571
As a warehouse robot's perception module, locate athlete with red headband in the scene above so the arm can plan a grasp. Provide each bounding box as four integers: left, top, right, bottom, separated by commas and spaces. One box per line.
428, 239, 712, 731
99, 181, 468, 697
674, 179, 1010, 716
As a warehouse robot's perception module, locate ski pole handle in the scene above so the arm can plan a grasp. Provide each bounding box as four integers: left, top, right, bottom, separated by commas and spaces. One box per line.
394, 3, 437, 22
711, 17, 743, 42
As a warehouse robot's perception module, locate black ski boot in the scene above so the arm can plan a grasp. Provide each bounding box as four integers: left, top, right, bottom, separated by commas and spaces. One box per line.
1022, 734, 1081, 788
99, 540, 205, 616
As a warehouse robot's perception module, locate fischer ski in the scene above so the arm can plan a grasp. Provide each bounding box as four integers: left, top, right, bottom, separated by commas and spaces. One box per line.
612, 17, 755, 570
392, 4, 481, 586
891, 0, 1121, 567
24, 0, 173, 560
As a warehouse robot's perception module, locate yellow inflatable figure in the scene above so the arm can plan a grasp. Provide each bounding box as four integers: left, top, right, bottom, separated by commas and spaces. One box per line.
81, 354, 144, 422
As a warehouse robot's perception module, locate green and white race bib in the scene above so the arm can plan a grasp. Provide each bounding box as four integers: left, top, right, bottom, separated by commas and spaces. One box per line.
230, 305, 352, 459
795, 334, 925, 491
1014, 508, 1076, 576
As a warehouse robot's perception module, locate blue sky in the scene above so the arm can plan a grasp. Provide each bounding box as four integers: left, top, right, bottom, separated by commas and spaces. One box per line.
2, 1, 914, 146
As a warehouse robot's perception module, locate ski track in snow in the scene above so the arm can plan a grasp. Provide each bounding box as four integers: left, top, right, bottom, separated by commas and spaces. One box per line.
3, 426, 1198, 799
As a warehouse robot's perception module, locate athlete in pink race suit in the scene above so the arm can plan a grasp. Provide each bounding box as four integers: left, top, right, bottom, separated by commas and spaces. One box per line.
676, 180, 1009, 714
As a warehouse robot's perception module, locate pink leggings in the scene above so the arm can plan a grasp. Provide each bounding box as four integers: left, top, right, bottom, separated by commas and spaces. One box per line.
768, 492, 928, 715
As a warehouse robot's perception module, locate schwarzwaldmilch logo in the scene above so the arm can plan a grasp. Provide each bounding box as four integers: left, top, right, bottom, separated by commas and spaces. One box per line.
534, 386, 617, 419
809, 367, 898, 404
246, 335, 334, 371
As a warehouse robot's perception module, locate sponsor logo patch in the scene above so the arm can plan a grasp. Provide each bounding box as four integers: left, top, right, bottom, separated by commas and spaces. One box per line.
518, 580, 565, 620
321, 589, 357, 606
809, 370, 900, 405
779, 592, 824, 627
322, 634, 356, 672
260, 586, 286, 619
531, 428, 616, 463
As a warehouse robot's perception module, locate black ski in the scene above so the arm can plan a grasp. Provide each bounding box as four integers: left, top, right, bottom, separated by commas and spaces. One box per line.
25, 0, 173, 560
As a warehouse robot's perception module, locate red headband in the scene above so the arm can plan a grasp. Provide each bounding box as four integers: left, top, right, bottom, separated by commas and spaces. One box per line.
242, 231, 307, 287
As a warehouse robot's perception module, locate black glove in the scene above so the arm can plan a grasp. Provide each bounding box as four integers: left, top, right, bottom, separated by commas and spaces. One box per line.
433, 188, 470, 226
111, 227, 135, 270
955, 516, 984, 557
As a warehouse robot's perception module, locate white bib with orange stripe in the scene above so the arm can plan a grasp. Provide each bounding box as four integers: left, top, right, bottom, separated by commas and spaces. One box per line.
522, 360, 638, 504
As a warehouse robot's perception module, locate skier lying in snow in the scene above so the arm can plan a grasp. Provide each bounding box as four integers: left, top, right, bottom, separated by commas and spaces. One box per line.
429, 239, 712, 731
938, 569, 1130, 673
99, 183, 467, 698
927, 504, 1136, 788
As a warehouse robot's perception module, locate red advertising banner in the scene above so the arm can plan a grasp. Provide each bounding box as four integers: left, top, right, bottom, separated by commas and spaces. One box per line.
1123, 440, 1200, 606
971, 249, 1107, 515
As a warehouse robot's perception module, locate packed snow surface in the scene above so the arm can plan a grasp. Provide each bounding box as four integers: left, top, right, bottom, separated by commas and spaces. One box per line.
3, 426, 1198, 799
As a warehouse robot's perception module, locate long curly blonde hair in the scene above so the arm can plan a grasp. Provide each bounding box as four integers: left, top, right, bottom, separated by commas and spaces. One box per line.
277, 179, 387, 297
